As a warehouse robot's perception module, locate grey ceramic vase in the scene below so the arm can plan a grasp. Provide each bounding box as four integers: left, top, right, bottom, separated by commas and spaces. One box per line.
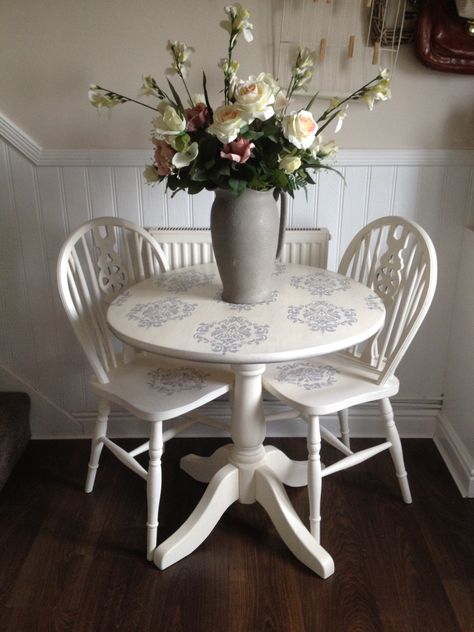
210, 188, 287, 304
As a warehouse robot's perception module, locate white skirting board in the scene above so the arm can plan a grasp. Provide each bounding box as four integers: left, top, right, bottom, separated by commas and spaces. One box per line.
31, 398, 441, 440
434, 413, 474, 498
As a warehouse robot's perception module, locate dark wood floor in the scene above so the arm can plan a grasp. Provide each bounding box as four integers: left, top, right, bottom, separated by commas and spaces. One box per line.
0, 438, 472, 632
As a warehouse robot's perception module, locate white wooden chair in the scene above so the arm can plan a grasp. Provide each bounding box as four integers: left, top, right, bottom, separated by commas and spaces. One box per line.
57, 217, 232, 560
263, 216, 437, 544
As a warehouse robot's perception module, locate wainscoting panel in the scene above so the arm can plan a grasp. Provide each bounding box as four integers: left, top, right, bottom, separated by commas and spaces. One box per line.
1, 131, 473, 438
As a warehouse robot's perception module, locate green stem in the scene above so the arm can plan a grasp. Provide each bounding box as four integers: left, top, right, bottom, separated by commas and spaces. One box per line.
316, 75, 381, 123
224, 16, 238, 104
177, 68, 194, 107
96, 86, 162, 112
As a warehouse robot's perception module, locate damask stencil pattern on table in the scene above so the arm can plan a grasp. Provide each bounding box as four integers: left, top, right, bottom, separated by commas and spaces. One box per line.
155, 269, 216, 293
194, 316, 270, 354
365, 293, 385, 311
126, 298, 197, 329
287, 301, 358, 333
290, 271, 351, 297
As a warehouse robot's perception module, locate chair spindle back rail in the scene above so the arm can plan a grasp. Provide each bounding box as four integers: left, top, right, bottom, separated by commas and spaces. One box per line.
338, 217, 437, 385
58, 217, 168, 385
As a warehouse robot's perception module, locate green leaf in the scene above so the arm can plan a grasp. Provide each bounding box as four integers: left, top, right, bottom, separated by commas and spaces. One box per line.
190, 168, 208, 182
166, 79, 185, 114
187, 182, 204, 194
228, 178, 247, 195
303, 92, 319, 112
242, 130, 264, 141
202, 71, 214, 122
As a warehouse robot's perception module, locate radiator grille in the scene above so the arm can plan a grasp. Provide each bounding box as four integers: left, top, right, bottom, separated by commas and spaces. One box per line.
148, 228, 330, 270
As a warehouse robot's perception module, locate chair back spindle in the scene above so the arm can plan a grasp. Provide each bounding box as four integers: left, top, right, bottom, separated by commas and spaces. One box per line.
338, 217, 437, 385
57, 217, 169, 384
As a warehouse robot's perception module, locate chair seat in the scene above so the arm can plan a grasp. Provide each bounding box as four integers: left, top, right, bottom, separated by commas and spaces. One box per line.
91, 354, 232, 422
263, 353, 399, 417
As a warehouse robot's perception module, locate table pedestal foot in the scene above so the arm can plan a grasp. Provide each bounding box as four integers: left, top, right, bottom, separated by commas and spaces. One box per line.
154, 463, 239, 570
180, 444, 232, 483
255, 465, 334, 578
264, 446, 308, 487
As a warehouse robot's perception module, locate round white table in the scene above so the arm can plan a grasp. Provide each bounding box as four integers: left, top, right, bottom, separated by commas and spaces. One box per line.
107, 262, 385, 577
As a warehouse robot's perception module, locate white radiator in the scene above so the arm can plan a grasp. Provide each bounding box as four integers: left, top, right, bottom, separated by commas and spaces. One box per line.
148, 228, 330, 270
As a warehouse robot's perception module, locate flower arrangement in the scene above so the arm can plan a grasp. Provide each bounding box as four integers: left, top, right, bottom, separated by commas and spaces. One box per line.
89, 4, 391, 197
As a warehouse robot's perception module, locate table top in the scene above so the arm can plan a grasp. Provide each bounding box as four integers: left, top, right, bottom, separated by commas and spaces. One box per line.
107, 263, 385, 365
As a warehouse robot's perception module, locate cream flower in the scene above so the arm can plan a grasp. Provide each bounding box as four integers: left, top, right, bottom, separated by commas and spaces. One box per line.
221, 4, 253, 42
191, 94, 206, 106
293, 48, 316, 91
362, 70, 392, 111
207, 104, 246, 143
172, 142, 199, 168
333, 103, 349, 133
153, 105, 186, 137
310, 136, 338, 159
233, 78, 275, 122
88, 85, 123, 111
282, 110, 318, 149
279, 155, 302, 173
166, 40, 194, 78
143, 165, 160, 183
139, 76, 158, 98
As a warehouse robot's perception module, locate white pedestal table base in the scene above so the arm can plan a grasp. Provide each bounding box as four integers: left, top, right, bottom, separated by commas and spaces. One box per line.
153, 364, 335, 579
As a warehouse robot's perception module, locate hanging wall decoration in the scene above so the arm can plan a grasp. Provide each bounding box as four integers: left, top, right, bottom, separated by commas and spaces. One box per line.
275, 0, 415, 97
416, 0, 474, 74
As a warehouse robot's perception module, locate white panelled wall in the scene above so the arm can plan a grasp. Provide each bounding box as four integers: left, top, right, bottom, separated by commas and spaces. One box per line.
1, 117, 474, 495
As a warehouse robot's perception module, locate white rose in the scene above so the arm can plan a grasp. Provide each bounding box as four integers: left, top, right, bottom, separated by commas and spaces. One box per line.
233, 79, 275, 122
282, 110, 318, 149
207, 104, 246, 143
279, 155, 302, 173
153, 105, 186, 136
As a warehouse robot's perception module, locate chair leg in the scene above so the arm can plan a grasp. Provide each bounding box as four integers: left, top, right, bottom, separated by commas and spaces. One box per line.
379, 397, 412, 504
338, 409, 351, 450
85, 399, 110, 493
307, 416, 322, 543
146, 421, 163, 561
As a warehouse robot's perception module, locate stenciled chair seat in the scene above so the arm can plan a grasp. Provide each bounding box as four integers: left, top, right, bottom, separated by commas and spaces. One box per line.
92, 354, 230, 421
264, 353, 399, 416
263, 216, 437, 547
57, 217, 233, 561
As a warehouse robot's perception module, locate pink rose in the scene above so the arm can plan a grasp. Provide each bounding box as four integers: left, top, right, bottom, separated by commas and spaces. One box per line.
220, 137, 255, 164
185, 103, 209, 132
153, 139, 175, 176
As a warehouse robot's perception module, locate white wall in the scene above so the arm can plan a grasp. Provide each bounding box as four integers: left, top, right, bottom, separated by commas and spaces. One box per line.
0, 0, 473, 150
436, 227, 474, 497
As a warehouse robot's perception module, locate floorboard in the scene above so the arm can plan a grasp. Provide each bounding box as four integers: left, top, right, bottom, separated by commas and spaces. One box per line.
0, 438, 472, 632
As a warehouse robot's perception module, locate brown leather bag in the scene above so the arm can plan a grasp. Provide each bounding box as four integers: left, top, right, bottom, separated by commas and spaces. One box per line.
416, 0, 474, 73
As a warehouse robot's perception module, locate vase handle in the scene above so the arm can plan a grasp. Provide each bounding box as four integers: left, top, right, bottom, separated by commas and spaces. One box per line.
274, 190, 287, 260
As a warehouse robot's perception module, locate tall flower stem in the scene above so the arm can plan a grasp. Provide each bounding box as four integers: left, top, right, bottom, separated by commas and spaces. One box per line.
169, 43, 195, 106
177, 69, 194, 107
316, 74, 383, 123
95, 85, 162, 112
